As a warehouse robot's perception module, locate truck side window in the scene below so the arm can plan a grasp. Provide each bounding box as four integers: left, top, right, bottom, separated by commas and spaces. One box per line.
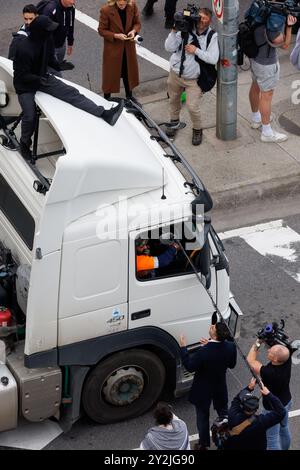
135, 223, 208, 281
0, 174, 35, 250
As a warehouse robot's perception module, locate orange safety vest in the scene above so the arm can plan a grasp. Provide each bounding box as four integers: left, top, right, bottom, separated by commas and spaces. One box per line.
136, 255, 156, 272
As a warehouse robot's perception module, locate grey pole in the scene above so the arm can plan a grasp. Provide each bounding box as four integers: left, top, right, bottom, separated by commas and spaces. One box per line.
215, 0, 239, 140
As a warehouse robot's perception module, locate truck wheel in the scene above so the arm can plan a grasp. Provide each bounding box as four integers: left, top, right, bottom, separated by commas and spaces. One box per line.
82, 349, 165, 423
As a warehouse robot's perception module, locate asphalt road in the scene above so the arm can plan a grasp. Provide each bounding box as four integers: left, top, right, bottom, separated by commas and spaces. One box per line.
0, 0, 251, 94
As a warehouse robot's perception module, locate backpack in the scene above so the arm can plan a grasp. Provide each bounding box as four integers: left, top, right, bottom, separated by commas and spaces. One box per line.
237, 0, 269, 59
192, 30, 217, 93
36, 0, 57, 14
211, 416, 256, 450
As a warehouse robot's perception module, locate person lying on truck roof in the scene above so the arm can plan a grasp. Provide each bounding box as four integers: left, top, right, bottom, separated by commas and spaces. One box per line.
12, 15, 124, 161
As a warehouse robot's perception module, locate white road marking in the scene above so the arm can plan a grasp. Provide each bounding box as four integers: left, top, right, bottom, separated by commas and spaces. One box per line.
219, 220, 284, 240
220, 219, 300, 283
75, 9, 170, 72
289, 409, 300, 418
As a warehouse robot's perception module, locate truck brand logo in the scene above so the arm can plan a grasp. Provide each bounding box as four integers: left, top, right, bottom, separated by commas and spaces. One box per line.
107, 309, 125, 324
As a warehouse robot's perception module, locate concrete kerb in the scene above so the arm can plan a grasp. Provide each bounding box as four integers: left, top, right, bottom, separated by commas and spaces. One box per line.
211, 173, 300, 211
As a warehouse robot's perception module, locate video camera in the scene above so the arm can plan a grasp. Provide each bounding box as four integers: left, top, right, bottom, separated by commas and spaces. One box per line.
256, 0, 300, 18
256, 319, 293, 350
174, 3, 200, 33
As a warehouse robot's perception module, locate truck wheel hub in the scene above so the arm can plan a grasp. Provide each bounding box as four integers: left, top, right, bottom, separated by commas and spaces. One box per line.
103, 367, 144, 406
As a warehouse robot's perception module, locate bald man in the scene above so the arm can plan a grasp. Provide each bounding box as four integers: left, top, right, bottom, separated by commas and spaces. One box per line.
247, 342, 292, 450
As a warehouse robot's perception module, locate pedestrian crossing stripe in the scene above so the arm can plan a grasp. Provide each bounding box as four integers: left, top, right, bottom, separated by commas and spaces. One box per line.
219, 219, 300, 284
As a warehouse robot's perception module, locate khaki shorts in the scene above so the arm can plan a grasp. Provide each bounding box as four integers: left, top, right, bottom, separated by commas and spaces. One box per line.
250, 60, 280, 91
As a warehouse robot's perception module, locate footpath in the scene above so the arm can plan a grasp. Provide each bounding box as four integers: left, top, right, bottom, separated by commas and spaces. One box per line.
136, 46, 300, 211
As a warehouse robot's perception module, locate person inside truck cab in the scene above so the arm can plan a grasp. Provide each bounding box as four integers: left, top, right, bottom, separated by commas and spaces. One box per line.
136, 238, 180, 277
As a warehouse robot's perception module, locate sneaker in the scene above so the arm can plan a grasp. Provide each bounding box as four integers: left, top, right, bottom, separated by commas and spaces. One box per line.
261, 131, 288, 143
250, 114, 274, 129
192, 128, 203, 146
251, 120, 262, 129
101, 100, 124, 126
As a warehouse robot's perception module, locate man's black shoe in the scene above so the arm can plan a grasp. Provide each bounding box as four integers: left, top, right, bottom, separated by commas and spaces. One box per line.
126, 95, 142, 107
142, 0, 155, 16
60, 60, 75, 71
165, 119, 180, 138
192, 128, 203, 146
165, 17, 174, 29
101, 100, 124, 126
19, 140, 32, 160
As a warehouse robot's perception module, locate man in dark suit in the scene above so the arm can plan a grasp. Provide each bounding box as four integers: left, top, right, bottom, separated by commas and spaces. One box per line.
179, 321, 237, 449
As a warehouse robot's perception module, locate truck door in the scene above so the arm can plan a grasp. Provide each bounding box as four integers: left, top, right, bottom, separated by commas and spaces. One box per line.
58, 225, 128, 347
128, 220, 217, 346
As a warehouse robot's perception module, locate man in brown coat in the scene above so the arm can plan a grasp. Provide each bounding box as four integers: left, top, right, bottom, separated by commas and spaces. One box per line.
98, 0, 141, 103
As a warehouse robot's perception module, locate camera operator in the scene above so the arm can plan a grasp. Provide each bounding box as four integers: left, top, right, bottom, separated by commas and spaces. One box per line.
223, 378, 285, 450
247, 341, 292, 449
164, 8, 219, 146
249, 8, 297, 142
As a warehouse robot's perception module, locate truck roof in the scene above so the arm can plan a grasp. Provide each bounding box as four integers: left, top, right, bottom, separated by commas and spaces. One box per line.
0, 56, 189, 207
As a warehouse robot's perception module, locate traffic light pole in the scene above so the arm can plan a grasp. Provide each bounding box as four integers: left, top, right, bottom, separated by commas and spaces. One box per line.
215, 0, 239, 140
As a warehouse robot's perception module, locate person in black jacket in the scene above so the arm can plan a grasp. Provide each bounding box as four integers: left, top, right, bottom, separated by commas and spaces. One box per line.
179, 321, 237, 450
8, 4, 38, 61
37, 0, 75, 69
223, 378, 286, 450
13, 15, 123, 160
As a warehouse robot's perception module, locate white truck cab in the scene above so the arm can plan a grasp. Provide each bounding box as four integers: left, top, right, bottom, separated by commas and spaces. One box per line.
0, 56, 242, 430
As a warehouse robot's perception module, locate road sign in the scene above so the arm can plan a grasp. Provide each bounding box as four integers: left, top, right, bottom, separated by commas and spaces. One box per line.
212, 0, 224, 23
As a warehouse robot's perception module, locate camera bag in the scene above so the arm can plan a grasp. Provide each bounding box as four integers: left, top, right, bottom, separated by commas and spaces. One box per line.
211, 415, 256, 449
191, 30, 217, 93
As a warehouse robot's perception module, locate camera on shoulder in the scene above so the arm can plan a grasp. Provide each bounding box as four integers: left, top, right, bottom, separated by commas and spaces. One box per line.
174, 3, 200, 33
256, 319, 293, 350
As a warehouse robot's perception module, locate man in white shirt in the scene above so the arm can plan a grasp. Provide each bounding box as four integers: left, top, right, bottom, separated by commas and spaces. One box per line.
165, 8, 219, 145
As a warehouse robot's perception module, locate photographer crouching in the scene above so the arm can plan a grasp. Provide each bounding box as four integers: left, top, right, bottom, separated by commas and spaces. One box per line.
247, 324, 292, 450
164, 7, 219, 146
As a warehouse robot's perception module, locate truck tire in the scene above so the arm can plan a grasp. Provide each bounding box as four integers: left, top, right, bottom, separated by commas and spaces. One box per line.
82, 349, 166, 423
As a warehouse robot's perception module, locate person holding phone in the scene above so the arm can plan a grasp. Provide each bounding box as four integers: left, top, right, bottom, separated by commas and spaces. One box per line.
98, 0, 141, 103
